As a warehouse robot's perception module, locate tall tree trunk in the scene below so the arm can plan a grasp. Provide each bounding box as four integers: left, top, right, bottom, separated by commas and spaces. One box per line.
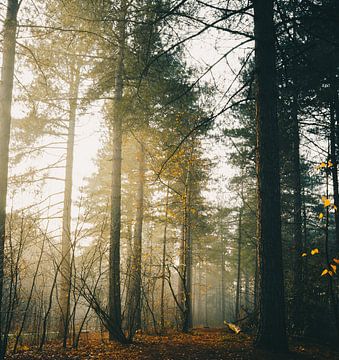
59, 62, 81, 347
253, 0, 288, 352
177, 220, 185, 314
183, 175, 192, 332
179, 161, 192, 333
204, 263, 208, 328
0, 1, 19, 357
235, 208, 242, 321
330, 75, 339, 253
291, 85, 303, 334
108, 0, 127, 342
160, 184, 169, 332
220, 232, 226, 322
197, 262, 202, 325
126, 141, 145, 339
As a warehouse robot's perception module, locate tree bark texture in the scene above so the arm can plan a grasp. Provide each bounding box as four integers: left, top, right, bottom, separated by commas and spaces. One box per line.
0, 1, 19, 357
253, 0, 288, 352
291, 86, 303, 333
108, 0, 127, 343
126, 141, 145, 339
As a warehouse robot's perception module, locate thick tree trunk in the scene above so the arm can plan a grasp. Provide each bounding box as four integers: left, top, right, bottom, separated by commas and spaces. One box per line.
0, 1, 19, 357
108, 0, 127, 343
126, 141, 145, 339
59, 63, 81, 347
253, 0, 288, 352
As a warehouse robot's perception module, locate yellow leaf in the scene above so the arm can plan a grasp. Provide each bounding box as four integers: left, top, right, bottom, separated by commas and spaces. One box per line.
320, 162, 326, 168
301, 252, 307, 257
333, 205, 338, 211
330, 264, 337, 273
321, 269, 328, 276
329, 271, 333, 276
319, 213, 324, 219
333, 258, 339, 264
328, 160, 333, 167
324, 199, 331, 207
311, 248, 319, 255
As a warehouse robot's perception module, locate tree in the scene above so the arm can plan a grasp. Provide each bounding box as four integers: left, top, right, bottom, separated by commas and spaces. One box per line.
253, 0, 288, 352
0, 1, 20, 358
107, 0, 128, 343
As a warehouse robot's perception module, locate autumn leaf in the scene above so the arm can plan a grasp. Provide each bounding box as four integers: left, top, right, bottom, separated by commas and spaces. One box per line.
311, 248, 319, 255
321, 269, 328, 276
301, 252, 307, 257
19, 345, 30, 351
328, 160, 333, 167
333, 258, 339, 264
319, 213, 324, 219
330, 264, 337, 273
321, 196, 331, 207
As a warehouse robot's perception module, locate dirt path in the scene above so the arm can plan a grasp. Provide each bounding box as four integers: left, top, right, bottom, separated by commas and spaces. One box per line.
7, 328, 339, 360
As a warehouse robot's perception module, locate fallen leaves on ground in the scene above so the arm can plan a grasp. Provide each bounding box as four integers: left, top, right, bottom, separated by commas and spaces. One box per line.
6, 329, 338, 360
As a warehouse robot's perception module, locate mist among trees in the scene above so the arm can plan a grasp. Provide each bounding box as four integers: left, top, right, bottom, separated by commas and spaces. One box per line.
0, 0, 338, 359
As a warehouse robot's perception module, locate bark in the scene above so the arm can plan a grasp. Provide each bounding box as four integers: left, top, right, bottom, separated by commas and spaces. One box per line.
204, 264, 208, 327
235, 208, 242, 321
178, 161, 193, 333
197, 262, 202, 325
253, 0, 288, 352
108, 0, 127, 343
330, 75, 339, 253
0, 1, 19, 357
177, 222, 185, 313
221, 233, 226, 322
291, 85, 303, 333
183, 169, 192, 332
59, 62, 81, 347
160, 184, 169, 332
126, 141, 145, 339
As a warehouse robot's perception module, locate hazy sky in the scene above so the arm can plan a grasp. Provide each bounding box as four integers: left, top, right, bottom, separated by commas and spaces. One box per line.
4, 3, 252, 242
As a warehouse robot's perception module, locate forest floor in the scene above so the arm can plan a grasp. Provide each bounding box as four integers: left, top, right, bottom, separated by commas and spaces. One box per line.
6, 328, 339, 360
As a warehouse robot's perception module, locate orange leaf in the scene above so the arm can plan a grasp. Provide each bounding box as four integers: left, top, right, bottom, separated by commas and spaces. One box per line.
330, 264, 337, 273
321, 269, 328, 276
311, 248, 319, 255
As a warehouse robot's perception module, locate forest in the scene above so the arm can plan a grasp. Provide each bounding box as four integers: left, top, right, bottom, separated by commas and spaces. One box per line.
0, 0, 338, 359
